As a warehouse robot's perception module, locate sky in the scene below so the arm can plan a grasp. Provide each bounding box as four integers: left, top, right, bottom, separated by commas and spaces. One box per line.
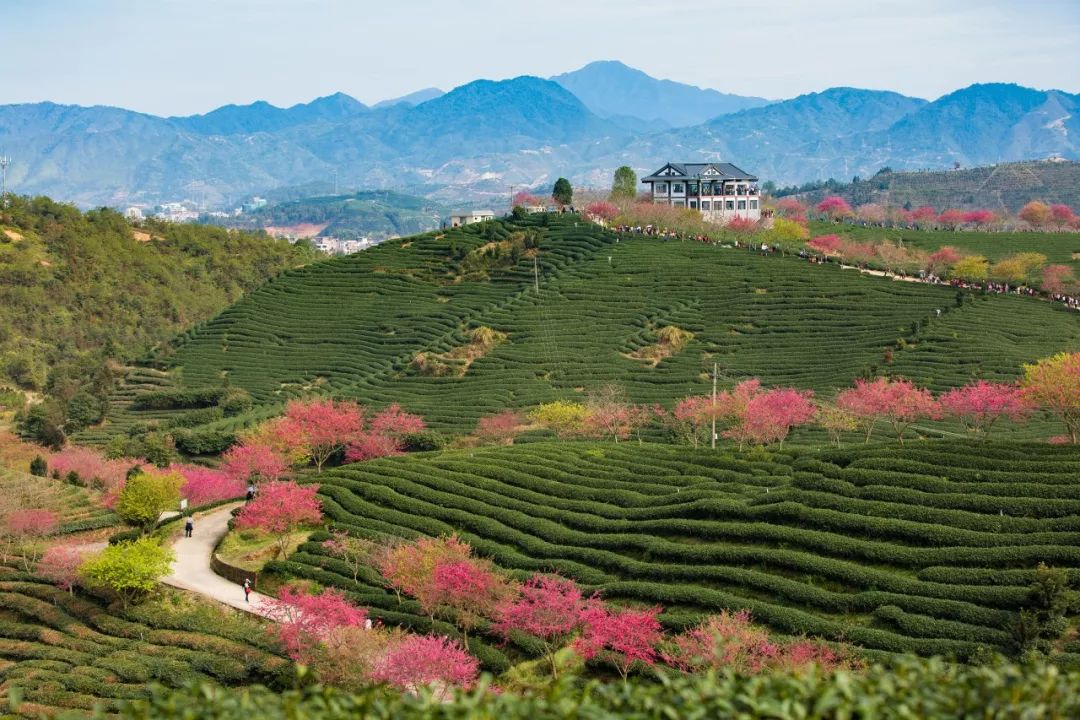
4, 0, 1079, 116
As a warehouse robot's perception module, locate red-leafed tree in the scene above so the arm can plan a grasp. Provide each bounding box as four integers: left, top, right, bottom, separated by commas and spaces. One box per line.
926, 246, 963, 274
376, 535, 473, 608
4, 509, 59, 570
835, 377, 893, 443
280, 398, 364, 473
1050, 203, 1075, 229
494, 574, 587, 678
774, 198, 806, 218
725, 217, 760, 236
671, 395, 712, 448
838, 377, 938, 444
260, 585, 368, 663
37, 543, 84, 592
369, 634, 480, 700
911, 206, 938, 226
345, 404, 426, 463
430, 559, 513, 649
583, 384, 653, 443
937, 209, 965, 230
962, 209, 996, 228
808, 234, 842, 255
575, 601, 663, 682
1019, 201, 1051, 228
221, 442, 289, 485
1042, 264, 1077, 295
939, 381, 1031, 436
234, 481, 322, 558
739, 387, 816, 448
172, 464, 246, 505
473, 410, 524, 446
585, 201, 619, 222
512, 190, 540, 207
816, 196, 852, 220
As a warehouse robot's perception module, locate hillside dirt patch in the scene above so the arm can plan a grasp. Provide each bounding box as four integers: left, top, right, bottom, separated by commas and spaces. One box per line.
131, 229, 153, 242
3, 229, 23, 241
625, 326, 694, 367
263, 223, 329, 239
412, 326, 507, 377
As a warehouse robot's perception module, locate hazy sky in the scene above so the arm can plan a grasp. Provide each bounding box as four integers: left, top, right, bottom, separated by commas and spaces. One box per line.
5, 0, 1078, 116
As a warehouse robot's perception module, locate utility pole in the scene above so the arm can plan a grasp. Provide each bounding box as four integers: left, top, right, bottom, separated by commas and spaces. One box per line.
711, 361, 718, 450
0, 155, 9, 205
509, 185, 515, 213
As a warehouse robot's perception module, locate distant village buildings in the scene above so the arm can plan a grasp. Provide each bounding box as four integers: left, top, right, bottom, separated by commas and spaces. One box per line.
124, 207, 144, 221
449, 209, 496, 227
312, 237, 373, 255
642, 163, 761, 221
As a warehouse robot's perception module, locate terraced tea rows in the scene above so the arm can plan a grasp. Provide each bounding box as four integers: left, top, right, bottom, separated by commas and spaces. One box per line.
0, 469, 117, 534
0, 568, 288, 717
277, 441, 1080, 665
86, 215, 1079, 440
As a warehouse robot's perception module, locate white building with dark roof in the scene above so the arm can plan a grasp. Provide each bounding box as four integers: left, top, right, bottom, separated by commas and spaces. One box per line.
641, 162, 760, 221
449, 209, 496, 227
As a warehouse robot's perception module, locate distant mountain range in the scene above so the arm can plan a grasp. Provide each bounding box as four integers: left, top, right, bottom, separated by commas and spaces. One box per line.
0, 61, 1077, 207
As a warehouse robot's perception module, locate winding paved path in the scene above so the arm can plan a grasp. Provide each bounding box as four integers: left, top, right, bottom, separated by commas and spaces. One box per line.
162, 502, 273, 617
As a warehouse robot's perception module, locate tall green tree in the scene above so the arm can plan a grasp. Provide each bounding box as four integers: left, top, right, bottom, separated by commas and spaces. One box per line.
553, 178, 573, 207
80, 538, 174, 608
610, 166, 637, 201
115, 471, 183, 534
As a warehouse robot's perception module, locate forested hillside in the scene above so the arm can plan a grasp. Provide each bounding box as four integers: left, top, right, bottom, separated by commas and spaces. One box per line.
0, 196, 318, 442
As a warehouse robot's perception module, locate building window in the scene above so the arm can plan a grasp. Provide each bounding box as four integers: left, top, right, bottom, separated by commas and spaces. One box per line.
674, 200, 685, 208
738, 200, 746, 210
701, 201, 710, 210
750, 200, 758, 210
725, 200, 735, 210
656, 183, 667, 193
689, 200, 697, 209
673, 183, 683, 193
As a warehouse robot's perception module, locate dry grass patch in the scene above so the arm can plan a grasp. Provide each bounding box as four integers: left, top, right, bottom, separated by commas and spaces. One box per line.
411, 326, 508, 377
626, 325, 694, 367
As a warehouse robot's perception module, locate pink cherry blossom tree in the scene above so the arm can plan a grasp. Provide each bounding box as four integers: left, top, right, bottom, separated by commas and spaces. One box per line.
808, 234, 843, 255
1050, 204, 1075, 229
430, 558, 513, 649
494, 574, 587, 678
234, 481, 322, 558
926, 246, 963, 275
835, 377, 893, 443
220, 442, 289, 485
585, 201, 619, 222
37, 543, 85, 593
345, 404, 426, 463
473, 410, 524, 446
816, 196, 852, 221
280, 398, 365, 473
937, 209, 966, 230
775, 198, 807, 219
838, 377, 938, 444
1042, 264, 1077, 295
369, 634, 480, 700
939, 381, 1032, 436
171, 464, 246, 506
962, 209, 996, 229
5, 509, 59, 570
575, 602, 663, 682
911, 206, 938, 227
376, 535, 473, 608
740, 387, 816, 448
260, 585, 368, 664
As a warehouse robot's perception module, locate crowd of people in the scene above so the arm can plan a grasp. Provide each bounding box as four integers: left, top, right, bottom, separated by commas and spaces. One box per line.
611, 223, 1079, 311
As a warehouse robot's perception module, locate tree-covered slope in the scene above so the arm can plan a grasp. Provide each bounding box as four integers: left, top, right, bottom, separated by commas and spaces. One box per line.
0, 196, 318, 438
88, 214, 1079, 443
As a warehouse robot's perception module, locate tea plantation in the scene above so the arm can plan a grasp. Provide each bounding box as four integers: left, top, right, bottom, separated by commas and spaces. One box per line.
269, 440, 1080, 666
82, 214, 1079, 441
0, 565, 289, 717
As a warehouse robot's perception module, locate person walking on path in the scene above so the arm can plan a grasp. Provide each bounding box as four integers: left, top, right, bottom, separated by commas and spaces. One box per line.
243, 578, 252, 603
184, 516, 194, 538
246, 484, 255, 502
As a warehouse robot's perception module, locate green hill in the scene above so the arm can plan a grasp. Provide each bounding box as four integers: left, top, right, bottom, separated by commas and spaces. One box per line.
789, 160, 1080, 213
83, 213, 1079, 444
0, 196, 318, 442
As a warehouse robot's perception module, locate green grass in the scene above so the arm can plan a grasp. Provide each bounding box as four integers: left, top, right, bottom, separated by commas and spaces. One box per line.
80, 215, 1080, 442
272, 440, 1080, 666
0, 567, 288, 717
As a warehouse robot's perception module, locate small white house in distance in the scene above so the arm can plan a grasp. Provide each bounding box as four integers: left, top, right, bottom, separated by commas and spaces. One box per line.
641, 162, 761, 222
449, 209, 496, 227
